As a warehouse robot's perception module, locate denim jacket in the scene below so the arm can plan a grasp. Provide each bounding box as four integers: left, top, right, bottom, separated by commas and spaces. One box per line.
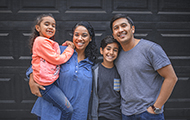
26, 46, 93, 120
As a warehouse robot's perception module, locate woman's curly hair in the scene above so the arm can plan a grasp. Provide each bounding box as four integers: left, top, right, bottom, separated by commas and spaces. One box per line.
72, 21, 98, 63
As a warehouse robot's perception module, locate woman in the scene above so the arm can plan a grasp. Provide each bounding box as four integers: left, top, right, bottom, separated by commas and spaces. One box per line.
26, 21, 98, 120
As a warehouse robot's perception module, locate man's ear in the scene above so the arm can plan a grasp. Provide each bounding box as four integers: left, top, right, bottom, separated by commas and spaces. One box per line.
35, 25, 40, 32
132, 26, 135, 34
112, 33, 116, 39
100, 47, 103, 55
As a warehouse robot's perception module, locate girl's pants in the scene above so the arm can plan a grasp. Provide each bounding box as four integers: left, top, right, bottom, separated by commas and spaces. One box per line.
40, 83, 73, 120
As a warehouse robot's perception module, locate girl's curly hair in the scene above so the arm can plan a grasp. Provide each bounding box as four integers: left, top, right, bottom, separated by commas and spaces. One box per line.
29, 13, 55, 53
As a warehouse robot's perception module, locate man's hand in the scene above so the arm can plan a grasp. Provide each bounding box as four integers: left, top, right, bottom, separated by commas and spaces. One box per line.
147, 106, 155, 114
29, 73, 45, 97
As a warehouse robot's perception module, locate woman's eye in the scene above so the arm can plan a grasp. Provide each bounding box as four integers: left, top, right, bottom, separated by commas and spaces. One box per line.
74, 34, 79, 37
82, 34, 88, 37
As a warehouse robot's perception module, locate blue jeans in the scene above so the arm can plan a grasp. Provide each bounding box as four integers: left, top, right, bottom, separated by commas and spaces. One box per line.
40, 83, 73, 120
122, 111, 165, 120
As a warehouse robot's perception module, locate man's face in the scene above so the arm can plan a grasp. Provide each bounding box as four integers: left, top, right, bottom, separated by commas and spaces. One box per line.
112, 18, 135, 44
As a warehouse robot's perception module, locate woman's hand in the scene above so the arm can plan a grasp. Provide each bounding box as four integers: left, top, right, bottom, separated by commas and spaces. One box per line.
29, 73, 45, 97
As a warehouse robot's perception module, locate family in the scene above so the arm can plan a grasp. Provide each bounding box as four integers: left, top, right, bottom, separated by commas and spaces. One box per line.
26, 13, 178, 120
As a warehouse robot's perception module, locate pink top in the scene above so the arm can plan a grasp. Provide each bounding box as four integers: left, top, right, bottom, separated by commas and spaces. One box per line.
32, 36, 74, 86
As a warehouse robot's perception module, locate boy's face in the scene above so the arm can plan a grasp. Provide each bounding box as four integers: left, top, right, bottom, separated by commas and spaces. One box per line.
112, 18, 135, 44
100, 42, 119, 63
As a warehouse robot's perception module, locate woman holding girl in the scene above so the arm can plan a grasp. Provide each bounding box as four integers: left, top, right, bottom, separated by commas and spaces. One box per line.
26, 14, 98, 120
29, 13, 75, 119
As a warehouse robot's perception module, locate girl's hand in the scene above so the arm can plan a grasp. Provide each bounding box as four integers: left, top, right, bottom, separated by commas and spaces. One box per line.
62, 41, 75, 49
29, 73, 45, 97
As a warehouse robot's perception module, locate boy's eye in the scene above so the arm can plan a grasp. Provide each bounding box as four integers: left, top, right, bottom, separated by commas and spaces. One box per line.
106, 48, 111, 50
114, 49, 118, 52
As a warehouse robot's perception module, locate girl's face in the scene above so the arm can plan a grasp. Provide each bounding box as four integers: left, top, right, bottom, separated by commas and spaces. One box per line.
35, 16, 56, 39
100, 42, 119, 64
73, 25, 92, 52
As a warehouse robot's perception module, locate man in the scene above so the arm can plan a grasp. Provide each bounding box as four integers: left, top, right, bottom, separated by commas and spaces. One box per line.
111, 14, 178, 119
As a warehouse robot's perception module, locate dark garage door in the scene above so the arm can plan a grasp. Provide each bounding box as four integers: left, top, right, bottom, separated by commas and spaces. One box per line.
0, 0, 190, 119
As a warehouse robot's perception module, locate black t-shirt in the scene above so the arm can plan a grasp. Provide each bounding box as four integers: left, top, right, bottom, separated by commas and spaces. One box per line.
98, 64, 121, 120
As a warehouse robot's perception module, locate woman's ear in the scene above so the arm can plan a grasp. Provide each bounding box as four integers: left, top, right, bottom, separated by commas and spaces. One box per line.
100, 47, 103, 55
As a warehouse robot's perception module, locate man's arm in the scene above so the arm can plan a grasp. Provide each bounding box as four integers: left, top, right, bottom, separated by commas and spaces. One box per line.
147, 64, 178, 114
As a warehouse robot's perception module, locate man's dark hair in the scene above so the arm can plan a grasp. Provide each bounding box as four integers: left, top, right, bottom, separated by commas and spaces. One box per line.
110, 14, 134, 32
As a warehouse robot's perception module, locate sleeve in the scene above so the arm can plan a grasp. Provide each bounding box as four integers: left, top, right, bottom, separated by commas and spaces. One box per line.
34, 37, 74, 65
148, 43, 171, 71
26, 65, 33, 80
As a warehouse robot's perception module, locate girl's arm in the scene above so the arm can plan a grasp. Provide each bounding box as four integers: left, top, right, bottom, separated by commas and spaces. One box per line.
34, 37, 74, 65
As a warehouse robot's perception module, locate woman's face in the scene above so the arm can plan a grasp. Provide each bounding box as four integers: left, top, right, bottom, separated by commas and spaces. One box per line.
73, 25, 92, 52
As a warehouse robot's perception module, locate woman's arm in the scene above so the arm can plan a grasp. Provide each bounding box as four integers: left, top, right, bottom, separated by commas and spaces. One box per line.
29, 73, 45, 97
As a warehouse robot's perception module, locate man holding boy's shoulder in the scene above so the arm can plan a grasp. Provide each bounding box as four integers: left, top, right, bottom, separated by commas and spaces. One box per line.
110, 14, 178, 120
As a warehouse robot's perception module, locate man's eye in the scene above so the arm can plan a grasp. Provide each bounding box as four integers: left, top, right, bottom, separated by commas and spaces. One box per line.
114, 27, 118, 30
122, 24, 127, 27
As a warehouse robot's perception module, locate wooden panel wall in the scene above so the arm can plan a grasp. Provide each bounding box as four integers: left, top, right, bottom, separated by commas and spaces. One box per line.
0, 0, 189, 119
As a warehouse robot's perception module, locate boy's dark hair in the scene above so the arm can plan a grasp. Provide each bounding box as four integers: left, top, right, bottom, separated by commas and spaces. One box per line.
110, 14, 134, 32
100, 35, 120, 50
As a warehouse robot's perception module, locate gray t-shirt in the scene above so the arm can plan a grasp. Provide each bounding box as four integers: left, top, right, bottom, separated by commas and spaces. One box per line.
115, 39, 171, 116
